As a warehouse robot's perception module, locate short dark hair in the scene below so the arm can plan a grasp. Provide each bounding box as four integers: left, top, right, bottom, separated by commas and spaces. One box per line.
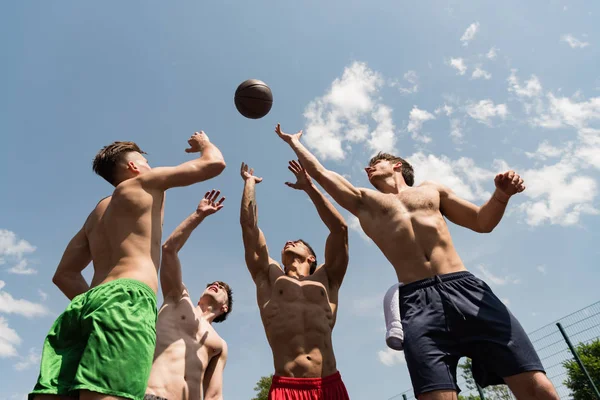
92, 141, 146, 186
297, 239, 318, 274
206, 281, 233, 323
369, 152, 414, 186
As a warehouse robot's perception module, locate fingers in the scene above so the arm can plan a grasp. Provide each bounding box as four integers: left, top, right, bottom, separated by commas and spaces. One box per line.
285, 182, 298, 189
240, 162, 249, 176
290, 160, 302, 170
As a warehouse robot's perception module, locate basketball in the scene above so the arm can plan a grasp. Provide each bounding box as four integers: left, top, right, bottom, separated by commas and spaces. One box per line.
234, 79, 273, 119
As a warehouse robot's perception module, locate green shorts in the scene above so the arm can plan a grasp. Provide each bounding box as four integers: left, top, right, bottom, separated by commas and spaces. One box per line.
29, 278, 157, 400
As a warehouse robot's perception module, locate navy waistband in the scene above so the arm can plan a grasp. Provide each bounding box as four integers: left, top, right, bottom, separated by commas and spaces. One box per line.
399, 271, 474, 294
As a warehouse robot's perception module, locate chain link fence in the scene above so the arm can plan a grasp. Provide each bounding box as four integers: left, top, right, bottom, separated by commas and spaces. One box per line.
388, 301, 600, 399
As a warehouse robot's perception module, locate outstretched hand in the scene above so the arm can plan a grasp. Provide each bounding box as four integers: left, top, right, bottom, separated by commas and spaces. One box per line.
240, 162, 263, 183
285, 160, 312, 190
494, 170, 525, 197
275, 123, 303, 143
197, 190, 225, 215
185, 131, 210, 153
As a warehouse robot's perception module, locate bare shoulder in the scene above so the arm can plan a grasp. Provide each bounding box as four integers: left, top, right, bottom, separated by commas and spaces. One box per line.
357, 187, 384, 203
419, 180, 450, 194
219, 338, 228, 357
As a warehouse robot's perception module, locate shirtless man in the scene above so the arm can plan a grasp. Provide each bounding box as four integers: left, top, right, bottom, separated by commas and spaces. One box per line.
145, 190, 232, 400
30, 132, 226, 400
239, 160, 350, 400
274, 124, 559, 400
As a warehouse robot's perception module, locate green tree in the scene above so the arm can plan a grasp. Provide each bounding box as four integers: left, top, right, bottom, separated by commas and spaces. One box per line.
563, 339, 600, 400
251, 374, 273, 400
457, 358, 513, 400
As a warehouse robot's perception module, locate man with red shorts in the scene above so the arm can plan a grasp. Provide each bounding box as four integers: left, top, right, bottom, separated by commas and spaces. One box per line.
239, 160, 350, 399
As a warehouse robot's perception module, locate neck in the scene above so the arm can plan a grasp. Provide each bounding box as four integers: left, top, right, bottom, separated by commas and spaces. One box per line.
283, 259, 309, 279
197, 303, 217, 324
376, 174, 409, 194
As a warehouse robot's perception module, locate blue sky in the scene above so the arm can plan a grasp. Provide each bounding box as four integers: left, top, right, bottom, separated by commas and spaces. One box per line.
1, 1, 599, 399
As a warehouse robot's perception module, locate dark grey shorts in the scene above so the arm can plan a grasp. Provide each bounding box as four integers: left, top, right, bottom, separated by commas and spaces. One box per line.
399, 271, 545, 397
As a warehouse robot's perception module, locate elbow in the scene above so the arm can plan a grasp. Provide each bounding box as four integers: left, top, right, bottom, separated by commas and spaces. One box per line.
161, 242, 178, 255
207, 159, 226, 177
52, 271, 66, 288
335, 222, 349, 234
477, 224, 494, 234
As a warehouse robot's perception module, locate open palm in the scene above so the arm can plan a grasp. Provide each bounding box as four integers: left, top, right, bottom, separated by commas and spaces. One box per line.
197, 190, 225, 215
285, 160, 312, 190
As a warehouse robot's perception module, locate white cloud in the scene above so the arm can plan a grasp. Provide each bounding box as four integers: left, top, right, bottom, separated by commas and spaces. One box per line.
449, 118, 463, 140
518, 160, 598, 226
476, 265, 520, 286
8, 259, 37, 275
472, 66, 492, 80
508, 70, 543, 98
38, 289, 48, 301
396, 70, 419, 94
303, 62, 397, 160
466, 100, 508, 125
534, 94, 600, 130
0, 230, 35, 259
0, 280, 49, 318
460, 22, 480, 46
0, 317, 21, 358
501, 298, 510, 306
435, 104, 454, 116
537, 265, 547, 275
487, 47, 498, 60
0, 230, 38, 275
14, 347, 41, 371
448, 58, 467, 75
407, 106, 435, 143
408, 152, 496, 201
561, 34, 590, 49
378, 347, 406, 366
369, 104, 396, 153
525, 141, 565, 160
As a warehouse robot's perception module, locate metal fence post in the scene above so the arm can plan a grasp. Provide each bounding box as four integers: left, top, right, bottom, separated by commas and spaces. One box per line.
556, 322, 600, 398
476, 382, 486, 399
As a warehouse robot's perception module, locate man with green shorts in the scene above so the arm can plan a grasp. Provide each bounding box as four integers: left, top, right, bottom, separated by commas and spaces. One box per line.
30, 131, 226, 400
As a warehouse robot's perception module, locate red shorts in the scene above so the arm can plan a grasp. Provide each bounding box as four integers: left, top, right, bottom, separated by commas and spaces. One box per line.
268, 372, 350, 400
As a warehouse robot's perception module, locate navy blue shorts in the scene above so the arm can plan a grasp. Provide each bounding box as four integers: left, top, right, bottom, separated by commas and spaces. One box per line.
399, 271, 545, 397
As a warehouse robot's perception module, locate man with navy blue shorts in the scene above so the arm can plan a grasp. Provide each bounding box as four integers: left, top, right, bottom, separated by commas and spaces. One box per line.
275, 123, 559, 400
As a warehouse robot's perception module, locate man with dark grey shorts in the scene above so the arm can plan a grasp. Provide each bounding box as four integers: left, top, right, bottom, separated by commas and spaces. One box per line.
275, 123, 559, 400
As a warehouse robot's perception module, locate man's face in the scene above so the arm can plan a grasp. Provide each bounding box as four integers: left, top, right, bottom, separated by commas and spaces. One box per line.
364, 159, 395, 184
201, 282, 229, 312
281, 240, 312, 261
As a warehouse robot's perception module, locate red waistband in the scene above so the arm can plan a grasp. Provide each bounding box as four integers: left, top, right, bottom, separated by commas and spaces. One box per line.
271, 371, 342, 389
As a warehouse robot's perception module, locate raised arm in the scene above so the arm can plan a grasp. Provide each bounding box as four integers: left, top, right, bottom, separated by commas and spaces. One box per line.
140, 131, 226, 191
434, 170, 525, 233
161, 190, 225, 299
275, 124, 364, 215
203, 341, 228, 400
53, 226, 91, 300
240, 163, 278, 282
285, 160, 349, 285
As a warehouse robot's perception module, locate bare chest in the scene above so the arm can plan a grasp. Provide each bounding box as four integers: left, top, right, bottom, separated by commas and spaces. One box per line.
260, 277, 335, 335
360, 189, 439, 228
157, 301, 223, 354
